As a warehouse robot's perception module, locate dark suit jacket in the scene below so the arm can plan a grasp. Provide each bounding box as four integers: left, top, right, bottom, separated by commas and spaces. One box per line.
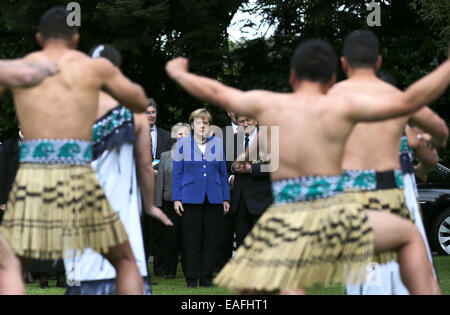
0, 136, 20, 204
155, 127, 171, 160
229, 132, 272, 216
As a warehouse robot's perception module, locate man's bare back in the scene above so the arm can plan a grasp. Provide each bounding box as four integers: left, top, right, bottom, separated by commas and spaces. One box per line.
11, 48, 148, 141
12, 49, 112, 140
331, 77, 408, 171
250, 89, 356, 180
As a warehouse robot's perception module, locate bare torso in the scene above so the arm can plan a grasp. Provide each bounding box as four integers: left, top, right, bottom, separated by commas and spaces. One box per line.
331, 77, 409, 171
254, 90, 355, 181
12, 47, 106, 141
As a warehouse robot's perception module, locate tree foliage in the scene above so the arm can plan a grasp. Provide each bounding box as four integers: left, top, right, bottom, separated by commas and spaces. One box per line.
0, 0, 449, 164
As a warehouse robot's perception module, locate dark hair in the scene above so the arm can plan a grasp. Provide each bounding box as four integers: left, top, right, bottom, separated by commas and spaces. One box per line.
290, 39, 338, 84
89, 44, 122, 68
39, 6, 78, 42
148, 98, 159, 111
376, 70, 397, 87
343, 30, 379, 69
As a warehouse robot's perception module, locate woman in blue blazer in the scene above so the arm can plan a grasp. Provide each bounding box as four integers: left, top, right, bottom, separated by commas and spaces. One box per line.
172, 108, 230, 288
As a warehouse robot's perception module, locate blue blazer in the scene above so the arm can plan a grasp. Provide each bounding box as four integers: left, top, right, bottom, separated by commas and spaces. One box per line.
172, 135, 230, 204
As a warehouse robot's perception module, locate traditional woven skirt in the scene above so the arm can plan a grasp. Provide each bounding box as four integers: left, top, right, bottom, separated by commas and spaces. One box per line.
0, 139, 128, 260
342, 169, 412, 264
214, 175, 374, 292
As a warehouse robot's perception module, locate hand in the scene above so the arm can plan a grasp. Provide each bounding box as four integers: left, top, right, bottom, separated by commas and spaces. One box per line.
174, 200, 184, 217
32, 59, 60, 76
166, 57, 189, 79
414, 163, 428, 182
417, 133, 435, 150
223, 201, 230, 215
229, 175, 235, 190
0, 204, 5, 211
232, 161, 251, 173
146, 205, 173, 226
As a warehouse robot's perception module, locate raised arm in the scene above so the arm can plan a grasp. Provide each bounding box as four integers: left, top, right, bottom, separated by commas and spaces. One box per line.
134, 113, 172, 226
0, 59, 59, 93
345, 59, 450, 122
97, 58, 148, 113
165, 57, 265, 117
409, 107, 448, 148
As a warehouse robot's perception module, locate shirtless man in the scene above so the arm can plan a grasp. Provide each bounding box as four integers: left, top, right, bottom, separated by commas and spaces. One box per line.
165, 39, 450, 294
0, 58, 59, 88
0, 7, 149, 295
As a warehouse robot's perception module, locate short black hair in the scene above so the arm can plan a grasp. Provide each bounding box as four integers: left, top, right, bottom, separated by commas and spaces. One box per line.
376, 70, 397, 87
290, 39, 338, 84
39, 6, 78, 42
343, 30, 379, 69
89, 44, 122, 68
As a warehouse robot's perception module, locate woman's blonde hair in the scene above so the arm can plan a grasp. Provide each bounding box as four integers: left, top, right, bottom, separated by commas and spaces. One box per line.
188, 108, 212, 125
171, 122, 191, 141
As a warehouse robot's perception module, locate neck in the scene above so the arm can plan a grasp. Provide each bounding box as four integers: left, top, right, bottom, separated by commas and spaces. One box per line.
347, 67, 376, 79
292, 81, 327, 95
194, 133, 207, 144
43, 41, 71, 51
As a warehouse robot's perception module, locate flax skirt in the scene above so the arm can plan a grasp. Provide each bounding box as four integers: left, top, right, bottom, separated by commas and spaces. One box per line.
214, 193, 374, 292
348, 188, 412, 264
0, 163, 128, 260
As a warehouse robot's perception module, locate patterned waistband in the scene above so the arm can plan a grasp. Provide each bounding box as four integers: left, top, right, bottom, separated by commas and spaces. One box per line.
20, 139, 93, 165
341, 169, 404, 191
271, 175, 344, 205
92, 106, 135, 160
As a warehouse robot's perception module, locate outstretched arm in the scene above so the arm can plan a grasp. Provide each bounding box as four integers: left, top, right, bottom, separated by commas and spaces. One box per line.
409, 107, 448, 148
0, 59, 59, 93
134, 113, 172, 226
166, 57, 265, 117
345, 59, 450, 122
97, 58, 148, 114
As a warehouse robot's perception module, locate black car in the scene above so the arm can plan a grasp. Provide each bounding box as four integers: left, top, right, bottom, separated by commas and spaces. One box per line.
417, 163, 450, 256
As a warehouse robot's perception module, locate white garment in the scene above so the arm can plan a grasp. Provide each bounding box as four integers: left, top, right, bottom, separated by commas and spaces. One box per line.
64, 144, 148, 282
346, 173, 436, 295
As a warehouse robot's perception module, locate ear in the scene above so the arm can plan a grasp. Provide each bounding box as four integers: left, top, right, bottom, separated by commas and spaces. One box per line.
36, 33, 44, 47
375, 55, 382, 70
70, 33, 80, 49
340, 57, 349, 75
289, 69, 297, 88
324, 74, 337, 91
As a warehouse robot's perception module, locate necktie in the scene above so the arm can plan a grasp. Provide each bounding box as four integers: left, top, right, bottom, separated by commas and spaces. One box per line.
244, 134, 249, 151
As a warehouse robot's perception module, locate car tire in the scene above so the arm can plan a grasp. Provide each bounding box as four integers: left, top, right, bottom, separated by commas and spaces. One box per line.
430, 207, 450, 256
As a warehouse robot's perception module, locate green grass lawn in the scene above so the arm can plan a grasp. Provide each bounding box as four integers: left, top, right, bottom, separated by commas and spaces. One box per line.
26, 255, 450, 295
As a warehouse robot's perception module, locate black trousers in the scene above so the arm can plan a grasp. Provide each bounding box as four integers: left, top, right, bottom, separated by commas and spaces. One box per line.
234, 198, 261, 249
142, 211, 164, 275
161, 200, 183, 276
182, 198, 222, 285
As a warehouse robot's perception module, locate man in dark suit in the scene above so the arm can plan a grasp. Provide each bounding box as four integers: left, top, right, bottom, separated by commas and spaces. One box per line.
229, 115, 272, 248
143, 99, 172, 278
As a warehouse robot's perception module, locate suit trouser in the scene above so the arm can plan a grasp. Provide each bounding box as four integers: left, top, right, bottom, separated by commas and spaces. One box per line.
182, 198, 222, 285
161, 200, 183, 276
234, 198, 261, 249
142, 211, 164, 275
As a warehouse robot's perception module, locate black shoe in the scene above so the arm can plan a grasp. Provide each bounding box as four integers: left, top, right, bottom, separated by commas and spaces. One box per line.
186, 280, 197, 288
164, 274, 176, 279
39, 282, 49, 289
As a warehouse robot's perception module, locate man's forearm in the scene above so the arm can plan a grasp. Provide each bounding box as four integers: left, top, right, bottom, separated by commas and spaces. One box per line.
137, 166, 156, 215
405, 60, 450, 112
